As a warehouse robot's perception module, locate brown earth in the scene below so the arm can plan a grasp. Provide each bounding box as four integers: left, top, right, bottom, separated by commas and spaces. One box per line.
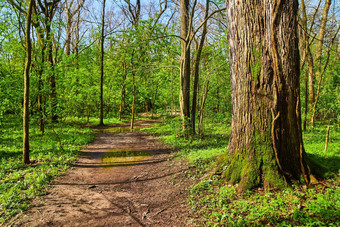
10, 119, 195, 227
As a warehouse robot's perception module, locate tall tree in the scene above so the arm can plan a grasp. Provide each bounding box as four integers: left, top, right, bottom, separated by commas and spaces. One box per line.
23, 0, 34, 164
311, 0, 332, 128
221, 0, 311, 191
179, 0, 190, 134
300, 0, 315, 131
191, 0, 209, 134
64, 0, 85, 56
99, 0, 106, 126
37, 0, 61, 123
121, 0, 140, 130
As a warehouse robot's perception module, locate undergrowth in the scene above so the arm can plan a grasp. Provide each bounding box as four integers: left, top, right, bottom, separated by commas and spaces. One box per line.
146, 115, 340, 226
0, 116, 95, 223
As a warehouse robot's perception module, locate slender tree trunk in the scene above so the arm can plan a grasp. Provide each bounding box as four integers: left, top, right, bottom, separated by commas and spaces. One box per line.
171, 68, 174, 115
300, 0, 315, 129
74, 9, 81, 67
311, 32, 338, 128
191, 0, 209, 134
99, 0, 106, 126
23, 0, 34, 164
311, 0, 331, 128
222, 0, 311, 192
37, 74, 45, 134
216, 87, 220, 112
65, 0, 84, 56
46, 23, 57, 123
152, 80, 159, 114
33, 19, 46, 133
315, 0, 331, 68
324, 124, 330, 153
119, 60, 127, 121
303, 71, 308, 131
37, 44, 45, 134
130, 71, 136, 130
65, 9, 72, 56
125, 0, 140, 130
337, 34, 340, 61
198, 78, 209, 136
179, 0, 190, 135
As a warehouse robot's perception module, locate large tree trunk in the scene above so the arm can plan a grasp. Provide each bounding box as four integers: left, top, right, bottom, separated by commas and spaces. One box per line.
179, 0, 190, 134
23, 0, 34, 164
99, 0, 106, 126
222, 0, 311, 192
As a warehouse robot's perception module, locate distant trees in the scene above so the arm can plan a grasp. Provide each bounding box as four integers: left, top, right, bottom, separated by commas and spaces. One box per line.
1, 0, 338, 164
178, 0, 226, 136
64, 0, 85, 56
298, 0, 339, 129
2, 0, 229, 134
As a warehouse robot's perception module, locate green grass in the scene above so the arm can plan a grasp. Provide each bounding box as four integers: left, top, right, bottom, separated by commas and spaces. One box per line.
145, 116, 229, 176
304, 125, 340, 176
146, 115, 340, 226
65, 116, 128, 125
0, 116, 95, 223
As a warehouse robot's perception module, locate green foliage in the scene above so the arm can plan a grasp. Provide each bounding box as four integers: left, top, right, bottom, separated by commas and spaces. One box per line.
0, 0, 339, 225
145, 116, 228, 172
304, 125, 340, 176
148, 117, 340, 226
0, 116, 94, 223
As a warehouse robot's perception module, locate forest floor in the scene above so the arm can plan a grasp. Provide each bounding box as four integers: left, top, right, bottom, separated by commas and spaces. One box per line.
9, 119, 194, 227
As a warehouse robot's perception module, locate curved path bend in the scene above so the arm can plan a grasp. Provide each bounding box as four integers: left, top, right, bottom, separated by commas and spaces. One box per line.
12, 120, 193, 227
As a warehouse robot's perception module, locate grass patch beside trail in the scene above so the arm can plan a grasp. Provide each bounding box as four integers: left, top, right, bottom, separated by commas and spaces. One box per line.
0, 116, 97, 223
0, 114, 149, 223
146, 115, 340, 226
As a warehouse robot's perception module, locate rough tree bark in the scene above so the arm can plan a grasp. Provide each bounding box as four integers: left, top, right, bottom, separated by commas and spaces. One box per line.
99, 0, 106, 126
222, 0, 311, 191
23, 0, 34, 164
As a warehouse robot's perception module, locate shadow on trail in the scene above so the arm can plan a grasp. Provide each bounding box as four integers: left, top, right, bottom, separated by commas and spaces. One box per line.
100, 195, 146, 227
52, 168, 186, 187
73, 157, 168, 168
81, 148, 171, 154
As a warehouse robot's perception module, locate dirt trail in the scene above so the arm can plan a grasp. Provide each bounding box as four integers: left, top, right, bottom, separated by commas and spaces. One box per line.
11, 119, 193, 227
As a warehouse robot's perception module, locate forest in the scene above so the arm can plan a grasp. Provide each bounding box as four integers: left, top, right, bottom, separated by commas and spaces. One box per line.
0, 0, 339, 226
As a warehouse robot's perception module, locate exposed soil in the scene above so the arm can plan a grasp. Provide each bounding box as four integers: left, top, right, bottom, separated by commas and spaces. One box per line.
10, 119, 195, 226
